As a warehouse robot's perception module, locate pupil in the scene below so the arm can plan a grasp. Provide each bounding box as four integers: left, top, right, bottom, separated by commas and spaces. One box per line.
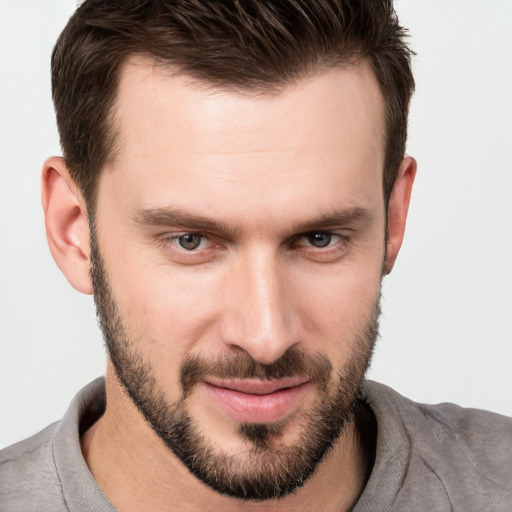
308, 233, 331, 247
178, 234, 202, 250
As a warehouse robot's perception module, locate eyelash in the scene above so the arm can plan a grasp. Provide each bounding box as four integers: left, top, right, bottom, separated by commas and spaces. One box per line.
158, 231, 350, 256
166, 233, 210, 251
293, 232, 350, 250
158, 233, 222, 259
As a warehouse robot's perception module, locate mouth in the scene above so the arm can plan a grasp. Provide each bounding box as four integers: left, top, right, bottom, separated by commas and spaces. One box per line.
202, 377, 311, 423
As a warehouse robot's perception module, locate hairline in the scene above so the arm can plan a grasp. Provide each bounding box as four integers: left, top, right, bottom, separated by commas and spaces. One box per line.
86, 52, 389, 219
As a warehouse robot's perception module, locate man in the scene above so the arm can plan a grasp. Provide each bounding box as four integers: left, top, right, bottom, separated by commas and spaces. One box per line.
1, 1, 510, 510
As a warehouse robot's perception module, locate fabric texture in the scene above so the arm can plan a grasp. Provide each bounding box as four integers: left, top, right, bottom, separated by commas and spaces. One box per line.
1, 378, 511, 511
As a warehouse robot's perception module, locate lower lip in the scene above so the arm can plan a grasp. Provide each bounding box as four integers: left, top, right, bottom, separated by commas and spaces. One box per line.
203, 381, 311, 423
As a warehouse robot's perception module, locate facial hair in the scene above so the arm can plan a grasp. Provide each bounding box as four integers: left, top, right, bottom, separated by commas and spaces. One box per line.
90, 230, 380, 501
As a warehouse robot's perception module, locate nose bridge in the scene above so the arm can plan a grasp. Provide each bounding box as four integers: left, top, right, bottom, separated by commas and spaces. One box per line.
225, 246, 297, 364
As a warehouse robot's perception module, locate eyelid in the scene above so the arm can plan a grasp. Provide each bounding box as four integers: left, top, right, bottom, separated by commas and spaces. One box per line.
293, 231, 350, 247
160, 232, 212, 250
155, 232, 227, 265
155, 229, 350, 262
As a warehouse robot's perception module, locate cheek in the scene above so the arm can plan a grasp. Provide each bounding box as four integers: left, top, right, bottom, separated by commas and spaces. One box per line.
109, 245, 222, 362
294, 259, 382, 361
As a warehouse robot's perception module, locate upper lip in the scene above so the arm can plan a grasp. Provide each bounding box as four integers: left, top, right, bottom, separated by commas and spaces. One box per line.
203, 377, 310, 395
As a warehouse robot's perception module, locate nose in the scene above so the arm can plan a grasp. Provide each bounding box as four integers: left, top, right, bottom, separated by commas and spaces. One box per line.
221, 247, 299, 365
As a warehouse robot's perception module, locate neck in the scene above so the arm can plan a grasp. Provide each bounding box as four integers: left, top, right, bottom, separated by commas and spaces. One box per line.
81, 367, 370, 512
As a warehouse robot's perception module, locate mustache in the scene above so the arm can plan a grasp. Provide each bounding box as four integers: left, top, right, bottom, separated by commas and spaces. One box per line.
180, 349, 333, 396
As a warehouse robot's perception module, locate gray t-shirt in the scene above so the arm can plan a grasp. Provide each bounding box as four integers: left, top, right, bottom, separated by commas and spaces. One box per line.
1, 378, 511, 511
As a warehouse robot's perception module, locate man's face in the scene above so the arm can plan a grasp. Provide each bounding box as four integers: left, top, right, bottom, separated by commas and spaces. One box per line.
91, 58, 387, 500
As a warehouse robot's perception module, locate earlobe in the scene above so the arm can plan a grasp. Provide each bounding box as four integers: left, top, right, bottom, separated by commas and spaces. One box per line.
41, 156, 93, 295
384, 156, 417, 275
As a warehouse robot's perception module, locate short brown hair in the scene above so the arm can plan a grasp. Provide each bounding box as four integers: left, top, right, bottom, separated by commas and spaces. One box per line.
52, 0, 414, 210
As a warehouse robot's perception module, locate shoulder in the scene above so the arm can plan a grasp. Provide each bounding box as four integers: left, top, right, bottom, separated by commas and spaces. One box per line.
0, 378, 108, 512
358, 381, 512, 511
417, 396, 512, 465
0, 422, 68, 511
365, 380, 512, 457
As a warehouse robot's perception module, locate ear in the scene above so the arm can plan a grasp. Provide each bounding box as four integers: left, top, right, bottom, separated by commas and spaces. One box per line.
384, 156, 417, 274
41, 156, 93, 294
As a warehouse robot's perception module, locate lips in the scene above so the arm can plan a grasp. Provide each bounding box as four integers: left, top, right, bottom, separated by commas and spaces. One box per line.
202, 377, 311, 423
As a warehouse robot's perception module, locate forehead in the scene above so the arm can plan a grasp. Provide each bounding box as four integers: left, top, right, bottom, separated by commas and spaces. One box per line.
100, 56, 386, 226
113, 56, 385, 155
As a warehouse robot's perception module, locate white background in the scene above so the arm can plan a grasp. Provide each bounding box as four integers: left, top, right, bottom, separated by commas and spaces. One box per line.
0, 0, 511, 449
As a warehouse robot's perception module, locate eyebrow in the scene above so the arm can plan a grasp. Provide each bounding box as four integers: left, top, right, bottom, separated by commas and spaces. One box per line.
133, 206, 241, 236
291, 206, 371, 233
132, 205, 371, 236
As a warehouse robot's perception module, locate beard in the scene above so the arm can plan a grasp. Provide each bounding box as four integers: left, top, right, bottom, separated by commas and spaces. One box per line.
90, 230, 380, 501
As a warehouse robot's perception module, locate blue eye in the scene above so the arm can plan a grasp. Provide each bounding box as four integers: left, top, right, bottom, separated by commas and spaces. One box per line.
306, 233, 333, 248
176, 234, 204, 250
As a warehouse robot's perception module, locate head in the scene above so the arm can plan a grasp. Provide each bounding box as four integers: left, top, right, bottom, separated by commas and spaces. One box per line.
43, 0, 416, 503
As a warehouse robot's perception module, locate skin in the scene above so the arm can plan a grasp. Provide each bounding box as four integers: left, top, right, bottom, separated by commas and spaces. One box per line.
42, 57, 416, 511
